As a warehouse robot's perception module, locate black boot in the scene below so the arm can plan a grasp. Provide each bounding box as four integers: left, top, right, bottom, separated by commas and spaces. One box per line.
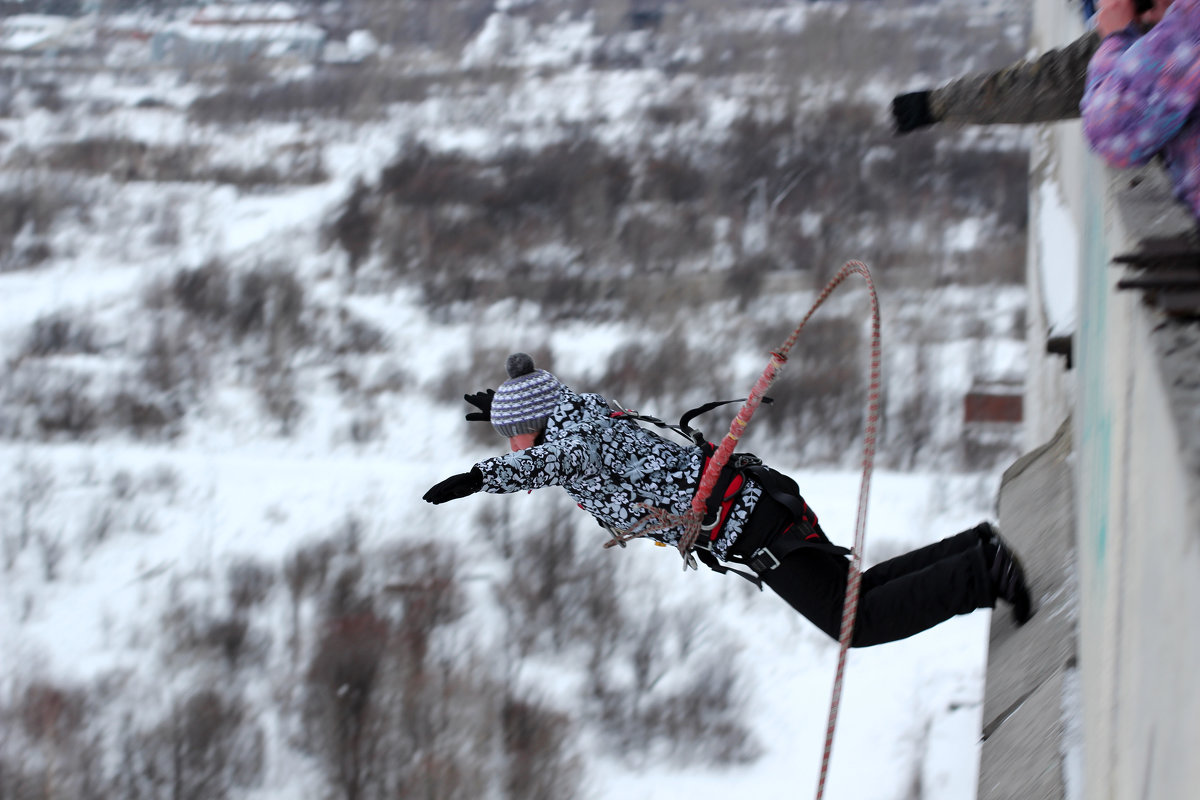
979, 523, 1033, 625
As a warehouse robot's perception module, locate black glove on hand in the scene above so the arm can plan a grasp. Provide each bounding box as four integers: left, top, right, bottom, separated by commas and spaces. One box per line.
892, 91, 935, 134
423, 468, 483, 504
464, 389, 495, 422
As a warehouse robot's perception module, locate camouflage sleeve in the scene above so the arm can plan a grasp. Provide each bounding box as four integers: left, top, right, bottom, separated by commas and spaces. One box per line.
928, 30, 1101, 125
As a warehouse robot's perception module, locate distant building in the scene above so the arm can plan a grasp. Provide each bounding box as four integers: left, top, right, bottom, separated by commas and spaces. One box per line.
321, 29, 378, 65
961, 380, 1023, 467
0, 14, 91, 56
964, 388, 1023, 424
151, 2, 324, 67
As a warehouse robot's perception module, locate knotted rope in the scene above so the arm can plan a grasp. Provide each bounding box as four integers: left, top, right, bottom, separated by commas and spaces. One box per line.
626, 260, 882, 799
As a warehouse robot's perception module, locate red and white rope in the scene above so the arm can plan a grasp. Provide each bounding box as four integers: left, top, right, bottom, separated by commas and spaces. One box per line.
682, 260, 882, 800
813, 261, 881, 800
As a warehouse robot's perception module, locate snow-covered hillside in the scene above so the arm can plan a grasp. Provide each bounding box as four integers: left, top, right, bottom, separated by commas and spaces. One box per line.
1, 2, 1030, 798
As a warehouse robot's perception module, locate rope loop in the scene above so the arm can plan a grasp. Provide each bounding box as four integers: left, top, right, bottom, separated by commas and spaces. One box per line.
813, 261, 881, 800
622, 260, 882, 800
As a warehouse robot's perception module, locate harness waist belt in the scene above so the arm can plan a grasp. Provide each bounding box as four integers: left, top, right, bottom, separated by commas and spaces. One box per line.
727, 488, 850, 574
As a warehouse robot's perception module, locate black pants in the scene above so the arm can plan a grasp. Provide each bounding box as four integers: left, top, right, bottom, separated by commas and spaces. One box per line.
731, 495, 995, 647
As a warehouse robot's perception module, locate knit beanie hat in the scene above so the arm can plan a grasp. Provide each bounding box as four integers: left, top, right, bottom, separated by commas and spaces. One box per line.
490, 353, 564, 438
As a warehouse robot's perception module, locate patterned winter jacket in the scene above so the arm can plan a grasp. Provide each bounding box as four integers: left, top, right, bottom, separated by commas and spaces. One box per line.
1082, 0, 1200, 219
474, 389, 762, 560
929, 31, 1100, 125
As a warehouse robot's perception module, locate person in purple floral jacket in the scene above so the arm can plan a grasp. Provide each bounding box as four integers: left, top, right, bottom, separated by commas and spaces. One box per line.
1082, 0, 1200, 219
423, 353, 1035, 646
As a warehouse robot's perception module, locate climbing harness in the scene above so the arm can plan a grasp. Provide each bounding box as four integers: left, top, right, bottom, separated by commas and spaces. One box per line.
603, 397, 772, 562
607, 396, 774, 450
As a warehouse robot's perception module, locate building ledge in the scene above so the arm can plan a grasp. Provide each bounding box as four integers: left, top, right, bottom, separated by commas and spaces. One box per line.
978, 419, 1078, 800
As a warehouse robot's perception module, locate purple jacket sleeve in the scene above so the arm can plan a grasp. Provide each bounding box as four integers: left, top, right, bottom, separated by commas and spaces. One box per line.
1081, 0, 1200, 168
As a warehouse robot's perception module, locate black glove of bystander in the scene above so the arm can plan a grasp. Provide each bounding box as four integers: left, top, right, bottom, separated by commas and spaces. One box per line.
422, 468, 483, 504
891, 91, 936, 134
464, 389, 495, 422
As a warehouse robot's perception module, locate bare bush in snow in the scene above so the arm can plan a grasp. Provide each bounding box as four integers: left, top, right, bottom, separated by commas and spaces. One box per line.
115, 686, 265, 799
227, 558, 276, 614
19, 312, 100, 358
500, 689, 582, 800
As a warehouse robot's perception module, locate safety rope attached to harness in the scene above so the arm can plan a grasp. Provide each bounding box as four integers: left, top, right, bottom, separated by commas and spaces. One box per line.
634, 260, 882, 800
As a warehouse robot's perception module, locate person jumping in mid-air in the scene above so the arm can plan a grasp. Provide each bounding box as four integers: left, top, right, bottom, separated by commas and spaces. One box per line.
424, 353, 1034, 646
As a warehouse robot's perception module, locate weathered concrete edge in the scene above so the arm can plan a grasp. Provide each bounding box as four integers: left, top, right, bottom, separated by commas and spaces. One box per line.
978, 419, 1079, 800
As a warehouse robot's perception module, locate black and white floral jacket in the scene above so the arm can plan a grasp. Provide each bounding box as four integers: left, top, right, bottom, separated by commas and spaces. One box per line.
474, 389, 762, 560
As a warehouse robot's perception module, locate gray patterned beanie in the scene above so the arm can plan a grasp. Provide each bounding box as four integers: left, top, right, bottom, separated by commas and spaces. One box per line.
491, 353, 564, 438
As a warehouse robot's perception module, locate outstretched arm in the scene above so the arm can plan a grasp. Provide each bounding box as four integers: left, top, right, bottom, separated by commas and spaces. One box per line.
893, 31, 1101, 132
1082, 0, 1200, 167
935, 31, 1101, 125
423, 439, 592, 506
474, 435, 598, 494
423, 469, 483, 504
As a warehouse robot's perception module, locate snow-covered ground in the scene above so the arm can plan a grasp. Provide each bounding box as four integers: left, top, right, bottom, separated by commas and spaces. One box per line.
0, 4, 1031, 797
2, 438, 995, 799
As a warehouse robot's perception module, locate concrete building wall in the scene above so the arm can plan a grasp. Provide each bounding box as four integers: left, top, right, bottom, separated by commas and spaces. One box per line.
1022, 4, 1200, 799
1023, 0, 1087, 449
1074, 179, 1200, 800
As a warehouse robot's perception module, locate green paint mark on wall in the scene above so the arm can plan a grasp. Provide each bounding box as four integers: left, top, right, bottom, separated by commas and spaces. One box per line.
1078, 164, 1111, 580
